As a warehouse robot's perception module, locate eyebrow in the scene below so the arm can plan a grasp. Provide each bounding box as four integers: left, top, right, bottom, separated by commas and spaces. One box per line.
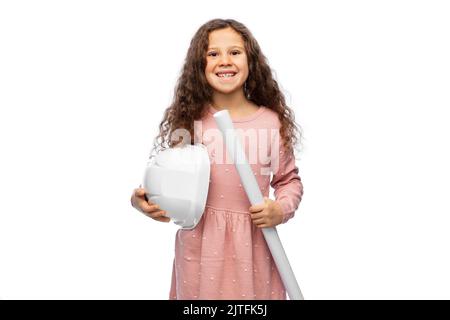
207, 46, 245, 51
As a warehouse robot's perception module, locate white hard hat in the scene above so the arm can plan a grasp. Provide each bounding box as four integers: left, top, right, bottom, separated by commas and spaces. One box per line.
142, 143, 210, 229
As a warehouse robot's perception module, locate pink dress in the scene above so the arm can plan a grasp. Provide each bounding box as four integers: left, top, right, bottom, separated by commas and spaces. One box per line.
169, 105, 304, 300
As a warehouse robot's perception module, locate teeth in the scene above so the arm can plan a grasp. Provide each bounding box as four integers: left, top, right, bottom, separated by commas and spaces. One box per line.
217, 73, 235, 78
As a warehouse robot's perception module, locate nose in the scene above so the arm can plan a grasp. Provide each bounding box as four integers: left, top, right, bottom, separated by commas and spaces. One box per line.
218, 53, 232, 66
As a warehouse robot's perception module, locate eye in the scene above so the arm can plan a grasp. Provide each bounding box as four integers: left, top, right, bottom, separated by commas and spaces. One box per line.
231, 51, 241, 55
207, 52, 218, 57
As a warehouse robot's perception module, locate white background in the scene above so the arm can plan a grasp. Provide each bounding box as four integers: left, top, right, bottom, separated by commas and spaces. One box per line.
1, 0, 449, 299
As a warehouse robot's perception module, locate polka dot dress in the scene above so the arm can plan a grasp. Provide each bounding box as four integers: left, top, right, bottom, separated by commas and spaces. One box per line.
169, 104, 303, 300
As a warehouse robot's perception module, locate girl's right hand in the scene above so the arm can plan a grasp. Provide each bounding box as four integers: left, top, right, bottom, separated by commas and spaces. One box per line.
130, 187, 170, 223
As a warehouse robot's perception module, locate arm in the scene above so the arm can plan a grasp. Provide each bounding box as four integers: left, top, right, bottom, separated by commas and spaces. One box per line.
270, 135, 304, 224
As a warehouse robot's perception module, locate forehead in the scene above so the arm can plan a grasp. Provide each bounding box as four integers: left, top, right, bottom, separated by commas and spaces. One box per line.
208, 27, 245, 49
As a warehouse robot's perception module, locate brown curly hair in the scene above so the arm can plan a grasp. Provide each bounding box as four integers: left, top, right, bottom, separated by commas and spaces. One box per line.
150, 18, 303, 159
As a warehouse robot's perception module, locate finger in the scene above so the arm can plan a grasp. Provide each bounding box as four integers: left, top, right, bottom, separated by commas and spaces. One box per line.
136, 188, 151, 202
153, 215, 171, 223
252, 217, 266, 225
132, 189, 147, 203
249, 203, 265, 213
252, 218, 270, 228
140, 201, 160, 214
256, 223, 269, 228
135, 188, 147, 197
149, 210, 168, 219
249, 212, 265, 220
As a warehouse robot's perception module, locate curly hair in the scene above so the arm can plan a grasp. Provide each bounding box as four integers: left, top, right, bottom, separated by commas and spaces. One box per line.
150, 18, 303, 159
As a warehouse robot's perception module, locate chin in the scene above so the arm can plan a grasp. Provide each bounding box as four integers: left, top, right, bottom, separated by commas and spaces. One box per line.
211, 82, 245, 94
212, 86, 242, 95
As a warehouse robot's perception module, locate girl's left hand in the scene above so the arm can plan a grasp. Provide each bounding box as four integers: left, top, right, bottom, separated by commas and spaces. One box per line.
249, 197, 284, 228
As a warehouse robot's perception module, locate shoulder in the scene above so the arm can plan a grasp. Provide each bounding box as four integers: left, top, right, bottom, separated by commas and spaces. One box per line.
259, 106, 281, 129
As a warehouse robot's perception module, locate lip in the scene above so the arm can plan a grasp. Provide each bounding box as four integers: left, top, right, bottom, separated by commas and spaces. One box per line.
215, 71, 238, 81
215, 70, 238, 76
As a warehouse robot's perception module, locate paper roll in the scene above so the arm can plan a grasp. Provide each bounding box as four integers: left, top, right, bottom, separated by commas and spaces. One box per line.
213, 110, 304, 300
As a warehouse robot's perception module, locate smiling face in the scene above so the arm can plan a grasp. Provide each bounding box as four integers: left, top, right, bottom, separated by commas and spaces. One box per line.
205, 27, 249, 95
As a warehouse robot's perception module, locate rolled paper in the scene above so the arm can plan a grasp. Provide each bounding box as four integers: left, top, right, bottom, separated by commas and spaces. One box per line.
213, 110, 304, 300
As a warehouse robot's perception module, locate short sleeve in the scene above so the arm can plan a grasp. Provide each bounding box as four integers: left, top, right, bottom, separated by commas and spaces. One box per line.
270, 131, 304, 224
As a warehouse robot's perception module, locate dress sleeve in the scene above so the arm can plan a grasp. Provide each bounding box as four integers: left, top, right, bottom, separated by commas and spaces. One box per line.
270, 131, 304, 224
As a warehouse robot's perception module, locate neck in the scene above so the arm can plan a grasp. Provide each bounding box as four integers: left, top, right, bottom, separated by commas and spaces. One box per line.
211, 89, 249, 112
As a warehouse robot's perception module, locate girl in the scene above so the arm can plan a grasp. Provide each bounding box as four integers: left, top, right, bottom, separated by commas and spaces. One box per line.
130, 18, 304, 300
